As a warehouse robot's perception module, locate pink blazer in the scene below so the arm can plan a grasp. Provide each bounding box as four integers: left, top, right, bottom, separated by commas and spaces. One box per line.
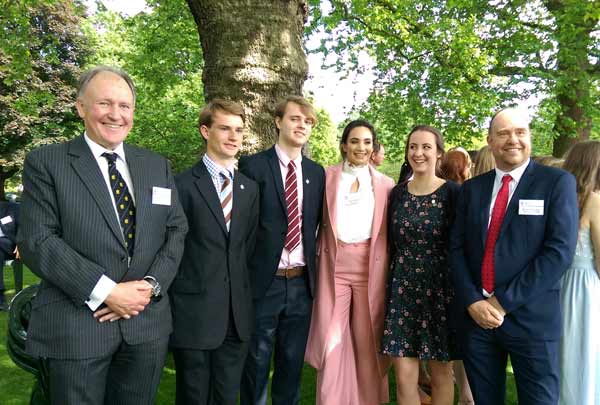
305, 163, 395, 373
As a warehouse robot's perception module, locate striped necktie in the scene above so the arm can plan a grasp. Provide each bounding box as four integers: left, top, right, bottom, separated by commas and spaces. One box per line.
102, 152, 135, 257
284, 161, 301, 252
220, 171, 233, 231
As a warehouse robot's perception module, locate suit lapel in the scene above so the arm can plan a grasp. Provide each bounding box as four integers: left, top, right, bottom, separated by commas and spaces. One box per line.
479, 170, 495, 247
325, 164, 342, 241
69, 136, 125, 249
369, 165, 385, 247
267, 147, 287, 214
125, 144, 151, 255
230, 171, 250, 237
499, 161, 535, 237
193, 162, 228, 236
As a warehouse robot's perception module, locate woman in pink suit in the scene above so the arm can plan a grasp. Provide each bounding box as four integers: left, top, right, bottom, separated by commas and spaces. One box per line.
305, 120, 395, 404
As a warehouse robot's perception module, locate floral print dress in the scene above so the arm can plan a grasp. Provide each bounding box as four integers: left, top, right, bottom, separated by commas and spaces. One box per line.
381, 182, 457, 361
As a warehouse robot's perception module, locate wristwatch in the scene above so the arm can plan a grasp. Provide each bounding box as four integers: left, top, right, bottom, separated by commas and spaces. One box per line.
143, 276, 162, 301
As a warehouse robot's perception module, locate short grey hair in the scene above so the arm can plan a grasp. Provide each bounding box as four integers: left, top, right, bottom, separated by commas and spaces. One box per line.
77, 65, 136, 104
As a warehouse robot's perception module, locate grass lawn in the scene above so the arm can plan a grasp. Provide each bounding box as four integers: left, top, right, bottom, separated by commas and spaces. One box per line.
1, 265, 517, 404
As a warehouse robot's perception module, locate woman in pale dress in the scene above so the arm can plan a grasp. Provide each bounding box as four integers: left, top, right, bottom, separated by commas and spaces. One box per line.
559, 140, 600, 405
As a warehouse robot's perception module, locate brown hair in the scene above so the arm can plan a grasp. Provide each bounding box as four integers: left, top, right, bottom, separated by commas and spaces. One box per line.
563, 140, 600, 217
534, 155, 564, 168
273, 96, 317, 134
198, 99, 246, 129
472, 145, 496, 176
441, 149, 471, 184
398, 125, 445, 183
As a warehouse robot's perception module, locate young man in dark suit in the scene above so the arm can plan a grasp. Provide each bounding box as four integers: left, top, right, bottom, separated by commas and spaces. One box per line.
239, 96, 325, 405
17, 66, 188, 405
169, 99, 259, 404
0, 199, 19, 309
450, 107, 579, 405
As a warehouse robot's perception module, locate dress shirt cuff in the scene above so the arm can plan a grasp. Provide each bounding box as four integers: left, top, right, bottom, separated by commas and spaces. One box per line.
85, 275, 117, 311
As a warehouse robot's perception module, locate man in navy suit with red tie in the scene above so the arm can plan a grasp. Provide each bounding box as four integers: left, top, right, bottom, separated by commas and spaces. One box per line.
451, 107, 578, 405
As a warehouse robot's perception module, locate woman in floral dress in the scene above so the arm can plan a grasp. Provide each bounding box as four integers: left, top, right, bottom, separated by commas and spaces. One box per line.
381, 125, 459, 405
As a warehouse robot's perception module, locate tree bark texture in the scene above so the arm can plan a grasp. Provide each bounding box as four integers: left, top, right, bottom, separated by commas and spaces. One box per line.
186, 0, 309, 153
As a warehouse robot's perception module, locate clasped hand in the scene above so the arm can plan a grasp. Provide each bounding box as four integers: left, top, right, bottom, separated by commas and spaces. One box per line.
467, 296, 506, 329
93, 280, 153, 323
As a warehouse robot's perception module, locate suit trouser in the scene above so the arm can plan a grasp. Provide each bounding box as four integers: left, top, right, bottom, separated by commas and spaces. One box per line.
316, 240, 384, 405
173, 314, 249, 405
461, 326, 559, 405
240, 275, 312, 405
0, 250, 7, 295
1, 238, 16, 293
47, 336, 168, 405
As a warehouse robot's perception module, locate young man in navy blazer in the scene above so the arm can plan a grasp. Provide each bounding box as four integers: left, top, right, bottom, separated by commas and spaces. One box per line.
239, 96, 325, 405
450, 107, 579, 405
170, 99, 259, 404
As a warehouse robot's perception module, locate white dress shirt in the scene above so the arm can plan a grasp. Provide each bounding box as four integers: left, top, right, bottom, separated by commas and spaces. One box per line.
336, 161, 374, 243
275, 143, 306, 269
84, 133, 136, 311
483, 158, 530, 297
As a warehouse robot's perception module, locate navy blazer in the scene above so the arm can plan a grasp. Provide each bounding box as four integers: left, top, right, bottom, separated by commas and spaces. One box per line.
170, 161, 259, 349
450, 160, 578, 339
238, 146, 325, 300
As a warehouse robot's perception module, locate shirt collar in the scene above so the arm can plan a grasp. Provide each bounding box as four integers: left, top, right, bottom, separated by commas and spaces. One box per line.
202, 153, 235, 180
342, 160, 371, 179
494, 158, 530, 184
275, 143, 302, 168
84, 132, 126, 163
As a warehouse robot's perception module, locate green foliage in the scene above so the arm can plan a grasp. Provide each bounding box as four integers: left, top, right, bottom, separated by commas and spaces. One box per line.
310, 107, 340, 167
307, 0, 600, 158
0, 0, 90, 181
86, 0, 204, 172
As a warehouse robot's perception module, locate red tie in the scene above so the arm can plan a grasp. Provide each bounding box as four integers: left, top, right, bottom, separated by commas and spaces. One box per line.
481, 174, 512, 294
284, 161, 301, 252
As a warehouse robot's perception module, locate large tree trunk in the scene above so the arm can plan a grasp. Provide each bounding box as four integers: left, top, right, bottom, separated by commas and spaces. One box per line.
547, 0, 595, 157
186, 0, 309, 154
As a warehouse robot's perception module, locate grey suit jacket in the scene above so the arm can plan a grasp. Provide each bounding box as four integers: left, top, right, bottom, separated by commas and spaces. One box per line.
18, 135, 188, 359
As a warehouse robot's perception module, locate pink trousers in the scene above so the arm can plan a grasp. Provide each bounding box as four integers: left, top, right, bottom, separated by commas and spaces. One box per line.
316, 240, 385, 405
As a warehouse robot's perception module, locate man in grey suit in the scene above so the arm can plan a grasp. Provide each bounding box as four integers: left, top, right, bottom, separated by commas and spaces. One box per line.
17, 65, 188, 404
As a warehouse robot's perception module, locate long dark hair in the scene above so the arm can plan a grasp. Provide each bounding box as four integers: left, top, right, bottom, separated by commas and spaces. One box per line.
397, 125, 445, 184
339, 119, 377, 159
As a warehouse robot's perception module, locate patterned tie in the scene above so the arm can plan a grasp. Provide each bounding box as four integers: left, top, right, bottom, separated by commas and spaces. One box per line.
481, 174, 512, 293
102, 152, 135, 257
284, 161, 301, 252
220, 172, 233, 231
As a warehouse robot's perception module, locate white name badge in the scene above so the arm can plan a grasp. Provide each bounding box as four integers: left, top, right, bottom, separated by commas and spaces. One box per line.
152, 187, 172, 206
1, 215, 13, 225
519, 199, 544, 216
